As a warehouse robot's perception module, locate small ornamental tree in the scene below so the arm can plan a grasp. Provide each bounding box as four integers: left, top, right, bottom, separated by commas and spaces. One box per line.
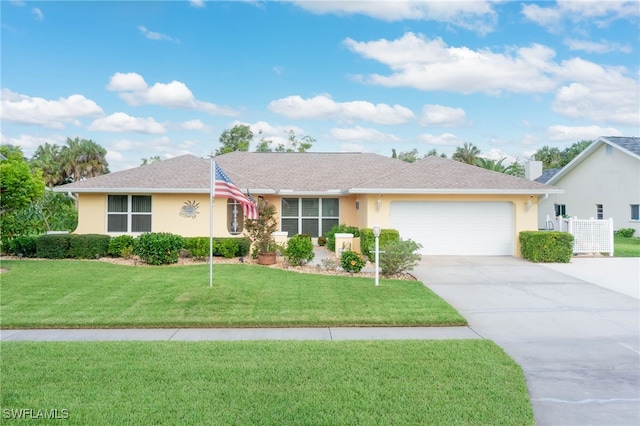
244, 199, 278, 257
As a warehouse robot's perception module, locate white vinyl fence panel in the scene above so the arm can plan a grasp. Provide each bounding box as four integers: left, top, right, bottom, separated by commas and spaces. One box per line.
546, 216, 614, 256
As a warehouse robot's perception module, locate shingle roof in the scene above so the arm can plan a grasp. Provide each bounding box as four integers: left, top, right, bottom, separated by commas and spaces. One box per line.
353, 156, 559, 194
601, 136, 640, 158
534, 168, 561, 184
54, 151, 560, 195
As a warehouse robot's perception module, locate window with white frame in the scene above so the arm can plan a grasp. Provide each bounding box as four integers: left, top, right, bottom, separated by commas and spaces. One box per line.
107, 195, 151, 233
596, 204, 603, 220
281, 198, 339, 238
631, 204, 639, 221
554, 204, 566, 217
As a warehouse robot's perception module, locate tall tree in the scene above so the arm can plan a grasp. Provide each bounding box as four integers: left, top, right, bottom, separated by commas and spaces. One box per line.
0, 145, 45, 214
141, 155, 162, 166
562, 140, 591, 165
397, 148, 420, 163
425, 148, 447, 158
255, 130, 315, 153
216, 124, 253, 155
60, 137, 109, 182
31, 143, 63, 187
452, 142, 481, 165
532, 145, 563, 169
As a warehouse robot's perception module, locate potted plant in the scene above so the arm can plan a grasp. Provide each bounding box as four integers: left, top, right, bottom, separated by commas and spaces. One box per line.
244, 198, 279, 265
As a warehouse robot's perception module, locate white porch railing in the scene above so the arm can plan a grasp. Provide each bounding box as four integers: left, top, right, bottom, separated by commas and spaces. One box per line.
545, 215, 614, 256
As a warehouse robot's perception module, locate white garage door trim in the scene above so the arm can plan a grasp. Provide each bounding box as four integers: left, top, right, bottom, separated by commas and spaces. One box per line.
389, 201, 514, 256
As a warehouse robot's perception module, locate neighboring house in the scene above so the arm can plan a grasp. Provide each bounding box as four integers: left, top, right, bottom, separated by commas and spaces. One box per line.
533, 136, 640, 234
53, 151, 561, 256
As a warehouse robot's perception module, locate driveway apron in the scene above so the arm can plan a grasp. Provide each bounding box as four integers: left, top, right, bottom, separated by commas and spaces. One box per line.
412, 256, 640, 426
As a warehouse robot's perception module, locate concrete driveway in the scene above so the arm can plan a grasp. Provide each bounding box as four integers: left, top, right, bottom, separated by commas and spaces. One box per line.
412, 256, 640, 426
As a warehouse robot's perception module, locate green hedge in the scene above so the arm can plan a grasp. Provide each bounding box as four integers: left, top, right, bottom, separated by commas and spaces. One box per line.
69, 234, 111, 259
7, 235, 39, 258
184, 237, 250, 259
361, 228, 400, 262
36, 234, 72, 259
108, 235, 135, 257
519, 231, 574, 263
134, 232, 185, 265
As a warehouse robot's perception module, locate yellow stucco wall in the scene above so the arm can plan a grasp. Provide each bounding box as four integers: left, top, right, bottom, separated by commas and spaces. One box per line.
76, 192, 538, 256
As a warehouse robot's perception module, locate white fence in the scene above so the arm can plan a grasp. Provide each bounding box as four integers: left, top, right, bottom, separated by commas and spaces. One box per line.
544, 216, 614, 256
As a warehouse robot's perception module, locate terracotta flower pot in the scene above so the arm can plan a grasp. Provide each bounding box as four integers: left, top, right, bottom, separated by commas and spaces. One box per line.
257, 252, 276, 265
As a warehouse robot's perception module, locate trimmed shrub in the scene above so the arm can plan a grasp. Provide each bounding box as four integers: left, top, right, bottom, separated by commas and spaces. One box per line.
340, 250, 366, 273
285, 234, 315, 266
615, 228, 635, 238
361, 228, 401, 262
36, 234, 71, 259
216, 238, 238, 259
326, 224, 360, 251
519, 231, 574, 263
134, 232, 185, 265
379, 239, 422, 276
184, 237, 250, 259
7, 235, 39, 258
108, 235, 135, 258
69, 234, 111, 259
317, 236, 327, 246
185, 237, 209, 260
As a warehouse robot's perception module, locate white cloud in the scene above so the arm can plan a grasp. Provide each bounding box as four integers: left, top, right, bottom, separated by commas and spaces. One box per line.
0, 132, 62, 157
88, 112, 166, 134
547, 125, 622, 142
417, 133, 463, 146
31, 7, 43, 21
137, 25, 179, 43
269, 94, 415, 125
344, 33, 558, 95
552, 58, 639, 126
0, 89, 103, 129
564, 38, 632, 53
189, 0, 205, 8
420, 104, 466, 127
291, 0, 498, 34
106, 72, 238, 116
329, 126, 400, 142
522, 0, 640, 31
181, 119, 206, 131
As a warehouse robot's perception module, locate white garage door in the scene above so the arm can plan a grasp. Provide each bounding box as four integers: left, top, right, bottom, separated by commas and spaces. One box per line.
389, 201, 514, 255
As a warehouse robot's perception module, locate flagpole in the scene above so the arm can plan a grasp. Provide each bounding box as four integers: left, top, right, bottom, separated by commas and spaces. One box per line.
209, 152, 215, 287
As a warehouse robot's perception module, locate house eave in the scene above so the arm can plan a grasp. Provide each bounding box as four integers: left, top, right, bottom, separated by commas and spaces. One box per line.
349, 188, 564, 195
51, 187, 281, 195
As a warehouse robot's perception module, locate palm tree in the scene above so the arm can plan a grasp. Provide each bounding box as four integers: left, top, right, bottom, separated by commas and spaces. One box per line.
31, 143, 63, 187
452, 142, 481, 165
60, 137, 109, 182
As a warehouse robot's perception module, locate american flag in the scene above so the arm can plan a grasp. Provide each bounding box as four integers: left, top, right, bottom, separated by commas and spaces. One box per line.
214, 162, 258, 220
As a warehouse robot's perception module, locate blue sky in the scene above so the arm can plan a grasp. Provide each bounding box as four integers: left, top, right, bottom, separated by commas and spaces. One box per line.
2, 0, 639, 172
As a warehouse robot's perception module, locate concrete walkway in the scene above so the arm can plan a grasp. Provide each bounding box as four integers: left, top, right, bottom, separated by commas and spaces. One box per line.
412, 256, 640, 426
1, 326, 479, 341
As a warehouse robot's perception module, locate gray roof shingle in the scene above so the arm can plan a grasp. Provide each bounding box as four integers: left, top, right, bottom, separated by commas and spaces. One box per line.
54, 151, 560, 195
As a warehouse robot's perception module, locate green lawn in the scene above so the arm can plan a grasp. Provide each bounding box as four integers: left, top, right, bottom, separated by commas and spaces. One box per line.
1, 340, 534, 425
614, 235, 640, 257
0, 260, 465, 328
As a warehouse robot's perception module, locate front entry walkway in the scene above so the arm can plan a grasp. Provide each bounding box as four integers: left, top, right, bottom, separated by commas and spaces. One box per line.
411, 256, 640, 426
